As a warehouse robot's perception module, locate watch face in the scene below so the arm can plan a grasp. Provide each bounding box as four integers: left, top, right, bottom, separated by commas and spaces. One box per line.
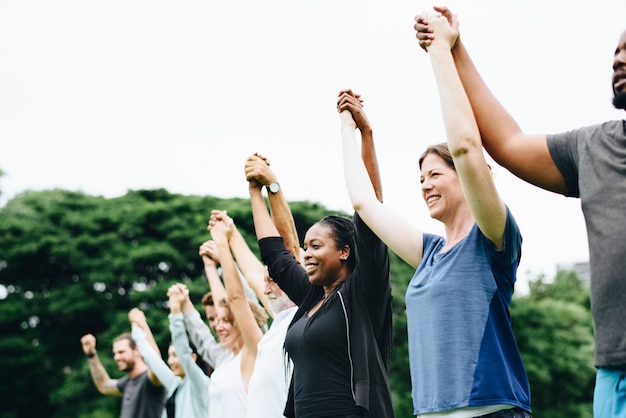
269, 182, 280, 193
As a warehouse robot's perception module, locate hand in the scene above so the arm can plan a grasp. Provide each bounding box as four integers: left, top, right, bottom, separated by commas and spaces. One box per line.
208, 211, 233, 242
128, 308, 147, 327
210, 210, 235, 235
168, 290, 185, 314
167, 283, 190, 299
199, 240, 220, 266
337, 89, 368, 131
80, 334, 97, 355
414, 6, 457, 51
427, 13, 458, 51
245, 153, 277, 187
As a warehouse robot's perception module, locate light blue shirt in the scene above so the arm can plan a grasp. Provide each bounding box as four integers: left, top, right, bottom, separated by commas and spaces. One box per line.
406, 207, 530, 415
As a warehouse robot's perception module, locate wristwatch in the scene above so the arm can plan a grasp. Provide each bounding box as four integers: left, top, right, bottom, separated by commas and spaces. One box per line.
268, 182, 280, 194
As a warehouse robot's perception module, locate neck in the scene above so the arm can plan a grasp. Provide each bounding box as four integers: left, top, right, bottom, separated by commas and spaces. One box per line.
442, 206, 474, 249
128, 362, 148, 379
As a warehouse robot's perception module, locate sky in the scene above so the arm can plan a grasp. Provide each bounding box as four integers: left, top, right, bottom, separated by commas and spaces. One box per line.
1, 0, 626, 293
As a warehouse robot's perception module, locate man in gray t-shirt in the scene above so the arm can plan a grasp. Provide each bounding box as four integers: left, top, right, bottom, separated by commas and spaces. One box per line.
81, 332, 165, 418
414, 9, 626, 417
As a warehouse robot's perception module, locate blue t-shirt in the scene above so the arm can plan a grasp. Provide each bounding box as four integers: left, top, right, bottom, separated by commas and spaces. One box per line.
405, 207, 530, 415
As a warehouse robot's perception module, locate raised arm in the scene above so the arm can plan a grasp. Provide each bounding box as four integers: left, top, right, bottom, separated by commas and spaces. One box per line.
168, 288, 211, 396
209, 211, 263, 384
414, 6, 566, 194
218, 210, 272, 317
130, 321, 177, 391
245, 153, 303, 264
128, 308, 163, 385
175, 284, 230, 369
248, 174, 281, 241
128, 308, 161, 359
338, 90, 424, 268
198, 240, 227, 304
426, 13, 507, 247
80, 334, 122, 396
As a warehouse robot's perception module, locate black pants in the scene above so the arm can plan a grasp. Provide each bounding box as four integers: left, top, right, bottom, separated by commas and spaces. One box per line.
478, 407, 532, 417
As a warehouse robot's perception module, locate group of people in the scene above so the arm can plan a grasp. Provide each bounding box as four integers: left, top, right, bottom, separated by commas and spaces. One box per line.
80, 6, 626, 418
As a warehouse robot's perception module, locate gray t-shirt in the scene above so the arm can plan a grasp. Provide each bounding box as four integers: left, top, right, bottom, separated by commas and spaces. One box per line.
547, 119, 626, 367
116, 370, 165, 418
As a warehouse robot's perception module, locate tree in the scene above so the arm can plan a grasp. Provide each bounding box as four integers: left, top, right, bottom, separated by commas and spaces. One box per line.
0, 188, 596, 417
511, 271, 595, 418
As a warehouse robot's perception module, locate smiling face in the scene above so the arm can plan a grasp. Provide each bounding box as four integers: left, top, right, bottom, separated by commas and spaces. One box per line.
264, 269, 295, 315
612, 29, 626, 110
166, 344, 186, 378
302, 223, 349, 287
112, 338, 137, 373
214, 304, 243, 353
419, 152, 464, 222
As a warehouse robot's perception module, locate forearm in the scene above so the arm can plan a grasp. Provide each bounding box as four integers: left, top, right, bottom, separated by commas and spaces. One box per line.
250, 186, 280, 240
451, 40, 522, 155
429, 45, 480, 155
228, 229, 271, 313
170, 314, 210, 386
342, 121, 379, 212
183, 310, 219, 368
132, 327, 175, 389
215, 237, 263, 352
267, 190, 302, 264
204, 264, 227, 304
86, 354, 117, 395
359, 127, 383, 202
131, 322, 161, 360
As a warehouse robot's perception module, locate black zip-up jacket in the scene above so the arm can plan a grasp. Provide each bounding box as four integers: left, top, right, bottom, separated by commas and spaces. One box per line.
259, 212, 395, 418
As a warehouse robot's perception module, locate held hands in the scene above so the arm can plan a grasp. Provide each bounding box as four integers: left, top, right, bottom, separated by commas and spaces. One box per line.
167, 283, 192, 312
208, 210, 234, 242
336, 89, 368, 131
413, 6, 458, 51
128, 308, 148, 329
167, 284, 186, 314
81, 333, 97, 355
245, 153, 277, 189
199, 240, 220, 267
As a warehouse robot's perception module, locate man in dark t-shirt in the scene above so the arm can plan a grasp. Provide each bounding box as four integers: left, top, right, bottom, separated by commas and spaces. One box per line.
81, 331, 165, 418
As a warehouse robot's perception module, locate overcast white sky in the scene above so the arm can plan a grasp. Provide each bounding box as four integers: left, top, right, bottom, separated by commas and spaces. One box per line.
2, 0, 625, 292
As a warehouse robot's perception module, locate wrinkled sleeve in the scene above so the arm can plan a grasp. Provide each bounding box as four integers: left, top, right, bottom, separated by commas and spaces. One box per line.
183, 309, 230, 368
131, 326, 180, 397
169, 313, 210, 399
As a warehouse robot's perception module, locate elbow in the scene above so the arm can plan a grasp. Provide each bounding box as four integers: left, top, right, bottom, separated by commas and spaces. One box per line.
449, 133, 481, 158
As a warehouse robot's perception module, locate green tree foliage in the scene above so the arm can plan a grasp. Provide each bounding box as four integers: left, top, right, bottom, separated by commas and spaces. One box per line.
512, 271, 595, 418
0, 189, 596, 417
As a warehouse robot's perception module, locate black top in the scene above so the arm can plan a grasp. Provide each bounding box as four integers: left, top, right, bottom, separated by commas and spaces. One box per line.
284, 297, 362, 418
259, 212, 395, 418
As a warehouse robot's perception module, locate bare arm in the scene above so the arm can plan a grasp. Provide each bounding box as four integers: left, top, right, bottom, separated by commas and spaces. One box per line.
80, 334, 121, 396
198, 240, 227, 304
128, 309, 162, 385
210, 212, 263, 384
426, 14, 506, 247
245, 153, 303, 264
221, 211, 272, 317
248, 179, 281, 241
338, 91, 424, 268
415, 7, 566, 194
128, 308, 161, 359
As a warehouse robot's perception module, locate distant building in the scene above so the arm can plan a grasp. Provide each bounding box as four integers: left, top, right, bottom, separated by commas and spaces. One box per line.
556, 261, 590, 287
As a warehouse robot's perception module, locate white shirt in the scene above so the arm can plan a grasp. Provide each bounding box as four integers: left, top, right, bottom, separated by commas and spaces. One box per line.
209, 351, 248, 417
246, 306, 297, 418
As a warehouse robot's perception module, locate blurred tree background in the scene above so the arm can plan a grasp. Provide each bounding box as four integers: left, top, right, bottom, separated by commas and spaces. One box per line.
0, 188, 595, 417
